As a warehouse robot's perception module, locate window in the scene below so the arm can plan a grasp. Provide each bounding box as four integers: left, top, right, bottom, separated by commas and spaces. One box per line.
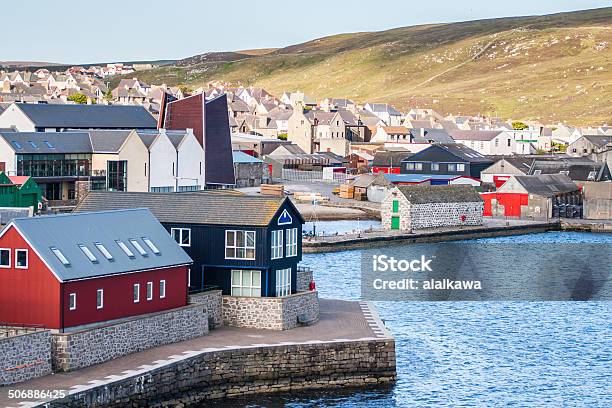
96, 289, 104, 309
107, 160, 127, 191
0, 248, 10, 268
405, 162, 423, 171
133, 284, 140, 303
130, 239, 148, 256
44, 141, 54, 148
431, 163, 440, 171
457, 164, 465, 172
11, 141, 22, 150
160, 280, 166, 299
146, 282, 153, 300
142, 237, 160, 254
276, 268, 291, 297
28, 141, 38, 149
507, 139, 511, 147
225, 230, 256, 260
448, 163, 457, 172
69, 293, 77, 310
587, 171, 596, 180
51, 247, 70, 265
13, 249, 27, 269
95, 242, 113, 260
533, 170, 542, 175
178, 185, 200, 192
116, 240, 135, 258
495, 138, 499, 147
286, 228, 298, 257
150, 186, 174, 193
271, 230, 283, 259
79, 245, 98, 263
231, 270, 261, 297
171, 228, 191, 247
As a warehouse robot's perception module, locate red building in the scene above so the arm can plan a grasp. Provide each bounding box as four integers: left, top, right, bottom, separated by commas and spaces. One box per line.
0, 209, 192, 330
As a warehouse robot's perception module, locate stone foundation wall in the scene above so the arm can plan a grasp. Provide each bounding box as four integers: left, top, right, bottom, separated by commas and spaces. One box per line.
410, 202, 484, 230
222, 291, 319, 330
296, 267, 313, 291
189, 290, 223, 328
50, 338, 396, 407
0, 330, 51, 385
51, 304, 208, 372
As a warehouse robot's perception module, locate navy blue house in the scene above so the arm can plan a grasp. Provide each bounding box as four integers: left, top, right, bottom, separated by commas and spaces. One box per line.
75, 191, 304, 297
400, 144, 494, 179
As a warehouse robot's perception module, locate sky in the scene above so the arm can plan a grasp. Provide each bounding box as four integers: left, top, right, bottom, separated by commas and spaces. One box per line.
3, 0, 609, 63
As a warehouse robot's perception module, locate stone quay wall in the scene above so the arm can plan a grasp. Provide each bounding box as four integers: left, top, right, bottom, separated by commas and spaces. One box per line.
188, 290, 223, 328
410, 202, 484, 230
50, 338, 396, 407
0, 330, 51, 386
51, 304, 208, 372
296, 267, 313, 292
222, 291, 319, 330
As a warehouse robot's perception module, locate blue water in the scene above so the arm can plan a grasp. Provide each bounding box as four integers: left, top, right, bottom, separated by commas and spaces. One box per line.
230, 232, 612, 407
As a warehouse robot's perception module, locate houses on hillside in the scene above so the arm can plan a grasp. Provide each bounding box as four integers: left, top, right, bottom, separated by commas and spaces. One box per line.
400, 144, 494, 180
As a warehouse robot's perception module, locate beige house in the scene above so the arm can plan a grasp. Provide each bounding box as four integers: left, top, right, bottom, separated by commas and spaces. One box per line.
287, 104, 314, 153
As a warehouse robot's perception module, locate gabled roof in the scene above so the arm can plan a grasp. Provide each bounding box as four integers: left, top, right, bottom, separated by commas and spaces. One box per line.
528, 158, 610, 181
233, 151, 263, 163
4, 209, 192, 282
449, 129, 505, 141
88, 130, 132, 153
582, 135, 612, 148
372, 150, 413, 167
395, 184, 483, 204
507, 174, 579, 197
136, 130, 159, 148
0, 131, 92, 153
74, 191, 305, 227
352, 173, 391, 188
410, 129, 455, 144
165, 130, 189, 149
381, 126, 410, 135
402, 144, 492, 163
366, 103, 402, 116
7, 175, 30, 185
12, 103, 157, 129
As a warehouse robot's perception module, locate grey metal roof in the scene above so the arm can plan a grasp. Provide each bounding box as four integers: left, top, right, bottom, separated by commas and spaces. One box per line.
88, 130, 132, 153
411, 129, 455, 144
582, 135, 612, 148
0, 131, 92, 153
8, 209, 192, 282
396, 185, 483, 204
74, 191, 304, 226
372, 150, 413, 167
137, 131, 158, 148
14, 103, 157, 129
165, 131, 188, 149
449, 129, 504, 141
512, 174, 579, 197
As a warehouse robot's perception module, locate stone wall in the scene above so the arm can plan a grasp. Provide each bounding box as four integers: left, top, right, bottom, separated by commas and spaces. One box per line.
410, 202, 484, 229
52, 304, 208, 372
50, 338, 396, 407
296, 267, 313, 292
0, 330, 52, 385
189, 290, 223, 328
222, 291, 319, 330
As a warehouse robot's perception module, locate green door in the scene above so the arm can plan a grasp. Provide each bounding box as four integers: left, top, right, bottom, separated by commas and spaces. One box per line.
391, 216, 400, 230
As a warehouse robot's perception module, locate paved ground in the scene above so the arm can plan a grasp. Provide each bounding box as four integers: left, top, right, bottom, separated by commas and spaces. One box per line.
0, 299, 389, 408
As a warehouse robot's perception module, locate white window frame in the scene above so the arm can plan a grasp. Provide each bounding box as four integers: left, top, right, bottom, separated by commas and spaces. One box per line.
116, 240, 135, 258
271, 230, 283, 259
171, 228, 191, 247
69, 293, 77, 310
160, 280, 166, 299
146, 282, 153, 301
230, 269, 261, 297
286, 228, 298, 257
96, 289, 104, 309
133, 283, 140, 303
0, 248, 10, 268
431, 163, 440, 171
457, 163, 466, 172
276, 268, 292, 297
225, 230, 256, 260
15, 249, 28, 269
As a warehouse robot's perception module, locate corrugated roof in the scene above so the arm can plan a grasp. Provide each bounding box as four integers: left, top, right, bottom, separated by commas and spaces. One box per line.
74, 191, 303, 226
510, 174, 579, 197
15, 103, 157, 129
0, 131, 92, 153
396, 184, 483, 204
7, 209, 192, 282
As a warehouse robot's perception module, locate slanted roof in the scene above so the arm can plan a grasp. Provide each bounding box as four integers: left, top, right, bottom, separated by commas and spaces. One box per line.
165, 130, 189, 149
352, 173, 391, 188
74, 191, 304, 226
14, 103, 157, 129
411, 129, 455, 144
88, 130, 132, 153
136, 131, 159, 148
6, 209, 192, 282
582, 135, 612, 148
0, 131, 92, 153
381, 126, 410, 135
372, 150, 413, 167
509, 174, 579, 197
395, 185, 483, 204
7, 175, 30, 185
528, 157, 609, 181
233, 151, 263, 163
449, 129, 504, 141
403, 144, 492, 164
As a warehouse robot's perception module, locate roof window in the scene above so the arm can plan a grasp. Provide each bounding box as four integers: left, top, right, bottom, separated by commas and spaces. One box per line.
116, 240, 135, 258
94, 242, 114, 261
78, 244, 98, 263
142, 237, 160, 255
130, 239, 148, 257
50, 247, 70, 265
12, 141, 22, 149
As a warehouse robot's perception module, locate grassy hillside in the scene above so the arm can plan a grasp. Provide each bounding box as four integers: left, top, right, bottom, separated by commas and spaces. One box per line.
120, 8, 612, 125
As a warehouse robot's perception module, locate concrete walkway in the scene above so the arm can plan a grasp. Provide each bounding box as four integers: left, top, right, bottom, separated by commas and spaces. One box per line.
0, 299, 389, 408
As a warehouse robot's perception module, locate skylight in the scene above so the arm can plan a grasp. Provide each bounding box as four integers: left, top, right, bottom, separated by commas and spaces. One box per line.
51, 247, 70, 265
142, 237, 160, 255
79, 244, 98, 263
28, 141, 38, 149
95, 242, 114, 260
44, 141, 54, 148
129, 239, 148, 257
116, 240, 135, 258
12, 141, 22, 150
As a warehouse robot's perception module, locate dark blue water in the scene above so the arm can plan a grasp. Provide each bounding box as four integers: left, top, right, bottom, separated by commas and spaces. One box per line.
229, 232, 612, 407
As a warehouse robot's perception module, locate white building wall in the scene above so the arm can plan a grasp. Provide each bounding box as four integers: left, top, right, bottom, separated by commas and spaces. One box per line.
0, 104, 36, 131
176, 131, 205, 190
148, 132, 177, 191
0, 139, 16, 174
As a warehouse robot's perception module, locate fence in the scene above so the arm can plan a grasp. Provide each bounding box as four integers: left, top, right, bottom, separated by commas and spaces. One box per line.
282, 169, 347, 183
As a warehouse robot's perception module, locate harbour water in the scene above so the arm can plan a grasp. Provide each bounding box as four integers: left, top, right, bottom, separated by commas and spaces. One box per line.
229, 232, 612, 407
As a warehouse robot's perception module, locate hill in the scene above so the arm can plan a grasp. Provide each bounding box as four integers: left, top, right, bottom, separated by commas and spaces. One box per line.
113, 8, 612, 125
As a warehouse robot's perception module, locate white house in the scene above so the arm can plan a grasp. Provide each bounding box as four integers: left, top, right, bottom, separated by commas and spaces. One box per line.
137, 130, 178, 192
363, 103, 403, 126
166, 129, 205, 191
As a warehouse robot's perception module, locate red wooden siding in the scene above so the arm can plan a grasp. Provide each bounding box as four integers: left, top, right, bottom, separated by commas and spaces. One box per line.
164, 94, 205, 147
0, 226, 61, 328
481, 192, 528, 217
372, 167, 400, 174
62, 265, 188, 328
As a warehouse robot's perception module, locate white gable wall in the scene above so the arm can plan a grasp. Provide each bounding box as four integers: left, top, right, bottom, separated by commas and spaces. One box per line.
149, 132, 177, 191
176, 130, 204, 190
0, 104, 36, 131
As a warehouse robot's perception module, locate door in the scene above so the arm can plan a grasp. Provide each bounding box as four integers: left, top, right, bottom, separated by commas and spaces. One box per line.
391, 216, 400, 230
